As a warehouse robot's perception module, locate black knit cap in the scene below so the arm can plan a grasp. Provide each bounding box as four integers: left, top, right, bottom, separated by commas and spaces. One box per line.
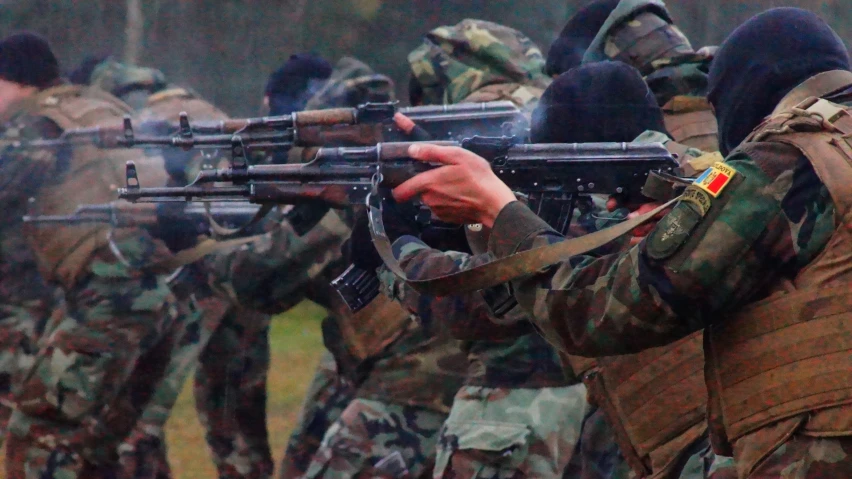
532, 61, 668, 144
545, 0, 620, 77
0, 32, 60, 88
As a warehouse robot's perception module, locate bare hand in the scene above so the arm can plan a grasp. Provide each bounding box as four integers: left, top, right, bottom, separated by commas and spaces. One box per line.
393, 113, 417, 135
393, 144, 517, 228
628, 202, 669, 246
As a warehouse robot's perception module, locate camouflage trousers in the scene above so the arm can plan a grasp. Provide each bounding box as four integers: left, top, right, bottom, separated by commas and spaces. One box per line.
5, 272, 179, 479
304, 397, 447, 478
279, 350, 356, 479
562, 407, 631, 479
745, 435, 852, 479
434, 384, 591, 479
115, 292, 225, 479
194, 305, 273, 479
0, 313, 39, 449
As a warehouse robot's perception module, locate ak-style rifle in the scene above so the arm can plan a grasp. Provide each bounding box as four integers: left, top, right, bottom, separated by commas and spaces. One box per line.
23, 201, 262, 235
21, 101, 527, 153
117, 136, 679, 235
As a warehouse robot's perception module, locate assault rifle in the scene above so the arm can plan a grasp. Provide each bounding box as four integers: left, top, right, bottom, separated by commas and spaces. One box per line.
21, 101, 527, 153
117, 136, 679, 235
23, 201, 263, 236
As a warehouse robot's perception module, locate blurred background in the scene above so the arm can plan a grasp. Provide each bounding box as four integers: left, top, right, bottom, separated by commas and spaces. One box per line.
3, 0, 850, 116
1, 1, 849, 477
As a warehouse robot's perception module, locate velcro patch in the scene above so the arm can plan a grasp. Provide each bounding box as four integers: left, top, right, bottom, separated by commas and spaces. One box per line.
693, 162, 737, 197
680, 187, 712, 217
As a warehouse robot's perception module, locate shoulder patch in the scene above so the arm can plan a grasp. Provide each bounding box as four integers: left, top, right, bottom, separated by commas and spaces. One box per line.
646, 201, 703, 260
680, 187, 712, 217
693, 162, 737, 197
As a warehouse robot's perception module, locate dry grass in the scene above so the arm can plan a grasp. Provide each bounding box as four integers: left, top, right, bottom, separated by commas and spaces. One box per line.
166, 301, 326, 478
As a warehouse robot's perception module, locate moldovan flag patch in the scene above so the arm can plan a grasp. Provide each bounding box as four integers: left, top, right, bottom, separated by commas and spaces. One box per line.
694, 162, 737, 197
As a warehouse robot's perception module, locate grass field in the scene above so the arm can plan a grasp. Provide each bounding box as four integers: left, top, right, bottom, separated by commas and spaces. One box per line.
166, 301, 326, 478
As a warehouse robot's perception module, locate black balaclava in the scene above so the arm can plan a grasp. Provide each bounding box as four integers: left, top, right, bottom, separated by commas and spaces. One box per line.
546, 0, 620, 77
708, 8, 850, 156
265, 53, 333, 115
531, 60, 667, 143
0, 32, 60, 88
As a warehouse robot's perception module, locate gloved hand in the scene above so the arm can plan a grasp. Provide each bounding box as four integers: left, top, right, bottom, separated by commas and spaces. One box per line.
152, 202, 204, 252
344, 193, 420, 272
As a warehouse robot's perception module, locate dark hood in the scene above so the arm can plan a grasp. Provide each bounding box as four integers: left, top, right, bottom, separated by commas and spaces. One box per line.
708, 8, 850, 156
545, 0, 620, 76
531, 60, 667, 143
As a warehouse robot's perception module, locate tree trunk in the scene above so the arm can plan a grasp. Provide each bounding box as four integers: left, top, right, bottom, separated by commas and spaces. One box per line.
124, 0, 143, 65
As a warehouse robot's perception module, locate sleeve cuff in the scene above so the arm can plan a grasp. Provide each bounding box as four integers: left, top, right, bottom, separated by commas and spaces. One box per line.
488, 201, 556, 259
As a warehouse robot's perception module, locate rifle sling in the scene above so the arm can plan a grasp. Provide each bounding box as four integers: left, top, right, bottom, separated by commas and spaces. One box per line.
146, 234, 264, 275
205, 203, 275, 238
369, 198, 679, 296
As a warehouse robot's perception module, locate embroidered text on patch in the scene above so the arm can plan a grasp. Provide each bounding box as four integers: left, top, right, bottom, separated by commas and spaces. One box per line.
693, 162, 737, 197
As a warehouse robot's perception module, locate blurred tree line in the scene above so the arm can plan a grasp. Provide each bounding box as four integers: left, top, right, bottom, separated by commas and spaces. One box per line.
1, 0, 849, 116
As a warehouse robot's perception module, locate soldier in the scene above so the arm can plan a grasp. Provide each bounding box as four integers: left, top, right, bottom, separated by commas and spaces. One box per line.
582, 0, 718, 152
0, 34, 185, 479
89, 59, 168, 110
278, 56, 397, 479
87, 62, 280, 479
0, 31, 65, 455
378, 20, 592, 479
390, 7, 852, 479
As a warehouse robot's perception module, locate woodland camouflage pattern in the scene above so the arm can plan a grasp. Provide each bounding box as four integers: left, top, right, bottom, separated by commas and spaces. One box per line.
303, 398, 447, 479
90, 61, 168, 98
434, 385, 590, 479
280, 351, 356, 479
408, 19, 551, 105
304, 57, 395, 110
0, 112, 64, 449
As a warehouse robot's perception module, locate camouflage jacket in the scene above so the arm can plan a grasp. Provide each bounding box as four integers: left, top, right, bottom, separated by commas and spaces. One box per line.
408, 19, 551, 108
479, 119, 838, 359
381, 244, 573, 389
0, 111, 63, 332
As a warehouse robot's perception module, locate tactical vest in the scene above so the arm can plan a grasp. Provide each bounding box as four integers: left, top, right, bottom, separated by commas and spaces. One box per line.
588, 334, 707, 478
662, 96, 719, 153
704, 71, 852, 473
23, 85, 170, 288
138, 87, 227, 124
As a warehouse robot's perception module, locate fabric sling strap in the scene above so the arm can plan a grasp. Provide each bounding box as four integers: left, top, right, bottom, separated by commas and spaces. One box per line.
369, 197, 679, 296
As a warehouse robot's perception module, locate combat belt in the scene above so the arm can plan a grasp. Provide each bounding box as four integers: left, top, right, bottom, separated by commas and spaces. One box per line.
702, 69, 852, 476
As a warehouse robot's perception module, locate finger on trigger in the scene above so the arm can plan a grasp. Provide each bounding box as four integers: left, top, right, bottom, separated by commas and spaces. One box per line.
392, 167, 447, 203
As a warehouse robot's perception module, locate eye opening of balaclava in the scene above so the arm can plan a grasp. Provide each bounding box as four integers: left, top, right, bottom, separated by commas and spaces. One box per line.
708, 7, 850, 156
531, 60, 668, 144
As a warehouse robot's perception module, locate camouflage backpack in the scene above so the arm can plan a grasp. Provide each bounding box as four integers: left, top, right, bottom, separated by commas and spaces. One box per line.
408, 19, 551, 108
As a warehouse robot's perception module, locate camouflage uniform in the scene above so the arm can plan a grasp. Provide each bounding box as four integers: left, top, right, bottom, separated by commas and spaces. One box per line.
466, 73, 852, 477
582, 0, 718, 152
391, 21, 593, 479
0, 84, 181, 479
90, 60, 168, 110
